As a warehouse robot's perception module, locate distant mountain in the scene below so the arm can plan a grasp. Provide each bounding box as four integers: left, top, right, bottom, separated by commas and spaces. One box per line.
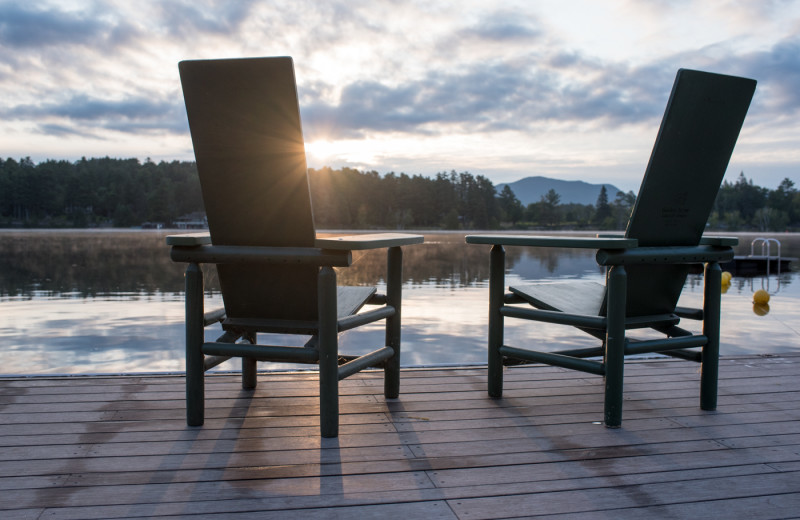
497, 176, 625, 206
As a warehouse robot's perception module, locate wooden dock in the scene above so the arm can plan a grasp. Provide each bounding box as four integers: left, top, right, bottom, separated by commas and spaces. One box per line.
2, 355, 799, 519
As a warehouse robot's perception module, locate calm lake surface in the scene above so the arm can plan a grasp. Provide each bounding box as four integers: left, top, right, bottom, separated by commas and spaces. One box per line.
1, 230, 799, 375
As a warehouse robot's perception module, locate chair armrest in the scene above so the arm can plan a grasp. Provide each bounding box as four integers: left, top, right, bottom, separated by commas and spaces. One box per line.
466, 234, 638, 249
315, 233, 424, 250
596, 234, 738, 247
699, 236, 738, 247
170, 244, 352, 266
675, 306, 704, 320
596, 245, 735, 266
166, 233, 211, 246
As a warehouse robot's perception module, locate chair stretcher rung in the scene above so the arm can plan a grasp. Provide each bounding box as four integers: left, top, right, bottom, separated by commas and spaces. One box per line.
663, 349, 703, 362
202, 342, 319, 363
203, 355, 231, 371
338, 347, 395, 380
499, 345, 605, 375
501, 306, 607, 330
338, 306, 395, 332
204, 308, 227, 326
675, 306, 704, 320
624, 335, 707, 355
557, 346, 605, 358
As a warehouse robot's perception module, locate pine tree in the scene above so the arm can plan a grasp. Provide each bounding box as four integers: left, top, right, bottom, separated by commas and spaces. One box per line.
593, 186, 612, 227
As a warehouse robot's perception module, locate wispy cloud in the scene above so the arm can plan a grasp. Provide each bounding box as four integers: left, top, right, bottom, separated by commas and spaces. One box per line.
0, 3, 109, 48
155, 0, 257, 38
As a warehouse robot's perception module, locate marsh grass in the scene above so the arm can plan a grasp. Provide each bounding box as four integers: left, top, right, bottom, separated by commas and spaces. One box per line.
0, 230, 200, 298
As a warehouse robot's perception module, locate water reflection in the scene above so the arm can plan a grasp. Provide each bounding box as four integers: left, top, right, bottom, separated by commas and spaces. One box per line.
1, 230, 190, 298
0, 230, 609, 297
1, 230, 798, 375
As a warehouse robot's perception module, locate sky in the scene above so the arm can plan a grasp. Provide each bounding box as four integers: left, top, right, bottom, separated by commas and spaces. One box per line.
1, 0, 799, 192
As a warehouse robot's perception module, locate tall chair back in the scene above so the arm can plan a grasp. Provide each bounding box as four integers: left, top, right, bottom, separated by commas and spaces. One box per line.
620, 69, 756, 316
179, 57, 319, 320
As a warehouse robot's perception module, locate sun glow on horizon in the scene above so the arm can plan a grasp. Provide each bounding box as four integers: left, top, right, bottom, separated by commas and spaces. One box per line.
304, 136, 396, 170
304, 139, 340, 163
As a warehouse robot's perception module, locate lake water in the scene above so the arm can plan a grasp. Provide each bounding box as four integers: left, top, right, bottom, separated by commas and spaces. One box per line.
1, 230, 798, 375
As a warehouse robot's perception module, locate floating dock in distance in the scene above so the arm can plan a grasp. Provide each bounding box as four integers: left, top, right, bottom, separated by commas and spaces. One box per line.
721, 255, 797, 275
720, 237, 797, 276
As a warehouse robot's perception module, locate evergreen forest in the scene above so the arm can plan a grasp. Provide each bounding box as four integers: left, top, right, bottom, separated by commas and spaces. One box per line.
1, 156, 797, 231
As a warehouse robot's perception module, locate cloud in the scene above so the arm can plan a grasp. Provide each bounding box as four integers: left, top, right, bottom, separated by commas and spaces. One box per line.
458, 12, 543, 42
302, 58, 673, 139
2, 93, 186, 136
36, 123, 97, 138
12, 94, 171, 120
737, 36, 800, 116
0, 2, 120, 48
156, 0, 258, 38
302, 16, 800, 142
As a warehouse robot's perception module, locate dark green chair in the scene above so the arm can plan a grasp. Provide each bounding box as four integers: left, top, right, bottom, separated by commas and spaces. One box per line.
168, 57, 422, 437
467, 69, 756, 427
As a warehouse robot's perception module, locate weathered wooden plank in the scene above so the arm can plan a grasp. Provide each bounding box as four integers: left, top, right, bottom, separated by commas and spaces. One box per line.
39, 500, 457, 520
1, 510, 43, 520
528, 494, 800, 519
424, 448, 791, 489
31, 490, 799, 519
0, 412, 394, 438
0, 471, 440, 510
714, 433, 800, 449
402, 426, 800, 460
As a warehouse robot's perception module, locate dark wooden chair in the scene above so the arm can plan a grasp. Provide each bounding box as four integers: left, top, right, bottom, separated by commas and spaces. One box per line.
168, 57, 423, 437
467, 69, 756, 427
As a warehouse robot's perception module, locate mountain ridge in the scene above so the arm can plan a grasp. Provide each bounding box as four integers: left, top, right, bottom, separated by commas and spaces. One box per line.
498, 176, 626, 206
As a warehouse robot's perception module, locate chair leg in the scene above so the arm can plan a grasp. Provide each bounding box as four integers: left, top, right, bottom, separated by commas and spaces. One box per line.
488, 245, 505, 398
318, 266, 339, 438
242, 332, 257, 390
185, 263, 205, 426
701, 261, 722, 410
384, 246, 402, 399
604, 265, 627, 428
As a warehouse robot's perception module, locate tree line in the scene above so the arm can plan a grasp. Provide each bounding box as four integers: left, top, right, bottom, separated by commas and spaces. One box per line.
0, 157, 203, 228
1, 156, 797, 231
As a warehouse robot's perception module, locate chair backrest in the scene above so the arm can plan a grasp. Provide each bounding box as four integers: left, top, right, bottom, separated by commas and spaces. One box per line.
179, 57, 320, 321
619, 69, 756, 317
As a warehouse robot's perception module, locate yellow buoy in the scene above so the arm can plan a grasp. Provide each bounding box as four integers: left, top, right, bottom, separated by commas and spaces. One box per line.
753, 289, 770, 305
721, 271, 732, 285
